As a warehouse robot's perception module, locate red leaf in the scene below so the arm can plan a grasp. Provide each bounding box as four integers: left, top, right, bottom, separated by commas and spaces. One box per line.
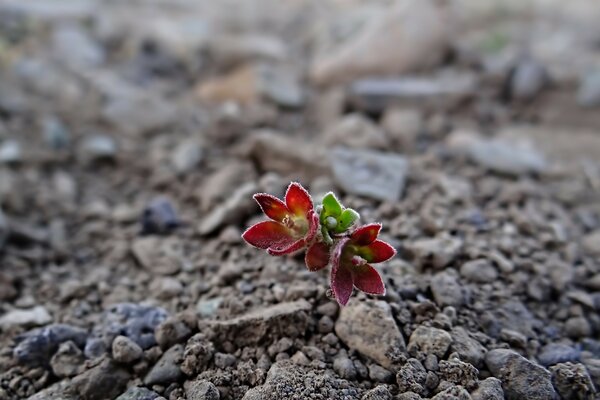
267, 237, 306, 256
350, 223, 381, 246
254, 193, 289, 222
331, 262, 353, 306
285, 182, 313, 217
352, 264, 385, 295
242, 221, 294, 250
305, 210, 319, 244
361, 240, 397, 263
305, 241, 331, 271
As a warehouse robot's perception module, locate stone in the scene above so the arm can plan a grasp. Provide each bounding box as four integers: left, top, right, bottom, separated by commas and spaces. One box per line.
116, 387, 161, 400
131, 237, 184, 275
80, 134, 117, 162
582, 231, 600, 257
84, 337, 107, 359
242, 361, 360, 399
310, 0, 453, 86
197, 161, 256, 211
258, 65, 304, 108
368, 364, 394, 383
450, 327, 487, 368
323, 113, 389, 149
196, 65, 260, 104
102, 92, 177, 136
362, 385, 392, 400
0, 140, 21, 163
333, 353, 357, 380
485, 349, 557, 400
214, 352, 237, 369
207, 34, 287, 67
471, 377, 504, 400
50, 340, 85, 378
198, 181, 258, 235
331, 147, 409, 202
112, 335, 143, 364
381, 108, 423, 150
100, 303, 169, 350
577, 70, 600, 108
396, 358, 428, 396
150, 277, 184, 300
335, 300, 406, 368
185, 380, 220, 400
196, 298, 223, 319
408, 235, 463, 270
181, 333, 215, 376
199, 300, 311, 347
144, 344, 184, 385
565, 316, 592, 339
438, 358, 478, 390
509, 58, 548, 101
155, 316, 193, 350
459, 259, 498, 283
171, 138, 203, 174
52, 23, 105, 69
549, 362, 596, 400
72, 359, 131, 400
347, 73, 476, 113
407, 326, 452, 359
430, 271, 465, 308
538, 343, 581, 367
141, 197, 179, 234
0, 306, 51, 329
430, 386, 471, 400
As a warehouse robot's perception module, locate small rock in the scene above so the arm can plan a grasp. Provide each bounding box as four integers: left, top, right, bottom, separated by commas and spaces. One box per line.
450, 327, 487, 368
471, 377, 504, 400
549, 362, 596, 400
335, 300, 406, 368
101, 303, 169, 350
577, 70, 600, 108
430, 385, 471, 400
258, 65, 304, 108
408, 326, 453, 359
131, 237, 184, 275
199, 300, 311, 347
73, 359, 131, 400
196, 161, 257, 211
144, 344, 184, 385
565, 316, 592, 339
582, 231, 600, 257
486, 349, 557, 400
150, 277, 184, 300
0, 140, 21, 163
509, 58, 548, 101
198, 182, 258, 235
207, 34, 286, 67
214, 352, 237, 369
362, 385, 392, 400
323, 113, 389, 149
180, 333, 215, 376
381, 108, 423, 150
430, 271, 466, 308
171, 138, 203, 174
141, 197, 179, 234
50, 340, 85, 378
290, 351, 310, 366
481, 300, 537, 339
459, 259, 498, 283
185, 380, 220, 400
331, 146, 409, 202
333, 353, 357, 380
396, 358, 428, 396
196, 298, 223, 319
368, 364, 394, 383
438, 358, 478, 390
408, 235, 463, 270
155, 316, 193, 350
80, 134, 116, 162
112, 335, 143, 364
116, 387, 160, 400
538, 343, 581, 367
84, 337, 107, 359
52, 23, 105, 69
0, 306, 51, 329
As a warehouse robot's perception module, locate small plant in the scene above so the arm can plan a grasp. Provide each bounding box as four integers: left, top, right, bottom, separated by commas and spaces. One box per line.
243, 182, 396, 306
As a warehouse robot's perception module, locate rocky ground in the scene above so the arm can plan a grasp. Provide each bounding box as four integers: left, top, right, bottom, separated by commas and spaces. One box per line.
1, 0, 600, 399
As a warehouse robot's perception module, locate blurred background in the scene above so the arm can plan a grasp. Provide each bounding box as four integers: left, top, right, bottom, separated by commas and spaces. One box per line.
1, 0, 600, 399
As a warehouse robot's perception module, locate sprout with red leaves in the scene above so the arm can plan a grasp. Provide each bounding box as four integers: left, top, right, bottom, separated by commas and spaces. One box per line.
242, 182, 396, 306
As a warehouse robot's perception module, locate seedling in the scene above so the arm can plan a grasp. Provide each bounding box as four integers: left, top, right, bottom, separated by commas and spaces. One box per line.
243, 182, 396, 306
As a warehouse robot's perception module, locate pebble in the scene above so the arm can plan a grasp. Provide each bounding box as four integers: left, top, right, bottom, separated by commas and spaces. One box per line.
396, 358, 427, 396
116, 387, 161, 400
50, 340, 85, 378
485, 349, 557, 400
13, 324, 88, 367
333, 352, 357, 380
180, 333, 215, 376
0, 140, 22, 163
368, 364, 394, 383
171, 138, 203, 174
101, 303, 169, 350
144, 344, 184, 385
430, 271, 466, 308
258, 65, 304, 108
0, 306, 52, 329
141, 197, 179, 234
381, 108, 423, 150
549, 362, 596, 400
335, 300, 406, 368
84, 337, 107, 359
323, 113, 389, 149
577, 70, 600, 108
407, 326, 453, 359
459, 259, 498, 283
509, 58, 548, 101
430, 385, 471, 400
150, 277, 184, 300
449, 327, 485, 368
80, 134, 117, 161
565, 316, 592, 338
72, 359, 131, 400
214, 352, 237, 369
112, 335, 143, 363
185, 380, 220, 400
155, 316, 193, 350
471, 377, 504, 400
408, 235, 463, 270
317, 315, 334, 333
330, 146, 409, 202
197, 182, 257, 235
537, 343, 581, 367
52, 23, 105, 68
362, 385, 392, 400
582, 231, 600, 257
196, 298, 223, 319
499, 329, 528, 348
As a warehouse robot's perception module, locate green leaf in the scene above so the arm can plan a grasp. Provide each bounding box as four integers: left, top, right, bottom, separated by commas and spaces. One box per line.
336, 208, 360, 232
320, 192, 342, 220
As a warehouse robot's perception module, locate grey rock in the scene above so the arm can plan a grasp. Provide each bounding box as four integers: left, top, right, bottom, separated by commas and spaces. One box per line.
0, 140, 21, 163
144, 344, 184, 385
499, 329, 528, 348
381, 108, 423, 150
430, 271, 465, 308
102, 92, 177, 136
199, 300, 311, 347
196, 298, 223, 319
408, 326, 452, 359
582, 231, 600, 257
481, 300, 537, 339
112, 335, 143, 364
438, 358, 478, 390
115, 387, 160, 400
185, 380, 220, 400
141, 197, 179, 234
131, 237, 183, 275
258, 65, 304, 108
52, 24, 105, 69
368, 364, 393, 383
73, 359, 131, 400
42, 116, 70, 150
430, 385, 471, 400
50, 340, 85, 378
324, 113, 389, 150
549, 362, 596, 400
155, 316, 192, 350
333, 353, 357, 380
80, 134, 116, 161
331, 147, 409, 202
485, 349, 557, 400
396, 393, 422, 400
335, 300, 406, 368
467, 137, 546, 176
510, 58, 548, 101
171, 138, 203, 174
565, 317, 592, 339
13, 323, 88, 366
100, 303, 169, 350
459, 259, 498, 283
180, 333, 215, 376
396, 358, 427, 396
538, 343, 581, 367
214, 352, 237, 369
0, 306, 51, 329
361, 385, 392, 400
450, 327, 487, 368
577, 71, 600, 108
150, 277, 184, 300
84, 337, 107, 359
471, 377, 504, 400
198, 182, 257, 235
408, 235, 463, 270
